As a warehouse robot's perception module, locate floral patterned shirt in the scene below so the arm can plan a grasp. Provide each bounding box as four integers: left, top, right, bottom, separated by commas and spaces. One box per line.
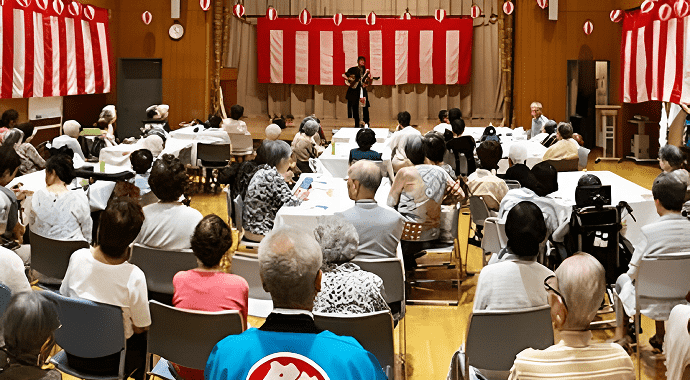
313, 263, 390, 314
242, 165, 302, 235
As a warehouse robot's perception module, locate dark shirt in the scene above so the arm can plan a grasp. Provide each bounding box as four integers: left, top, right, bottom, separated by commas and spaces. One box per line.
0, 351, 61, 380
260, 312, 322, 334
349, 148, 382, 164
504, 164, 543, 195
446, 136, 477, 176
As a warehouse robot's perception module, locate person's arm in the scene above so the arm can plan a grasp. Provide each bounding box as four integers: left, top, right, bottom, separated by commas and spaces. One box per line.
129, 270, 152, 334
387, 168, 409, 208
274, 171, 303, 206
74, 192, 93, 244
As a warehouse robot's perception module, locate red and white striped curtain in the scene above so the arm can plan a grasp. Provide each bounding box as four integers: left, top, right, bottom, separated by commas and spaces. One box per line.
0, 0, 112, 99
257, 17, 473, 86
621, 5, 690, 104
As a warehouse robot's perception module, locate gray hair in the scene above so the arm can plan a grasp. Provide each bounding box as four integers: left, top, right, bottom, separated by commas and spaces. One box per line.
659, 144, 684, 168
557, 122, 573, 139
313, 216, 359, 266
303, 120, 320, 137
99, 105, 116, 124
63, 120, 81, 138
1, 128, 24, 147
652, 171, 687, 211
508, 143, 528, 165
349, 160, 382, 192
257, 140, 292, 168
555, 252, 606, 330
265, 124, 282, 140
258, 226, 323, 307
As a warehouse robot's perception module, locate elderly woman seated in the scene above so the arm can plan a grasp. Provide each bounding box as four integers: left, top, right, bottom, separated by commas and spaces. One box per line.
14, 123, 45, 174
134, 154, 203, 250
349, 128, 382, 164
243, 140, 307, 242
542, 122, 579, 162
51, 120, 86, 161
291, 118, 320, 174
313, 217, 389, 315
467, 141, 508, 211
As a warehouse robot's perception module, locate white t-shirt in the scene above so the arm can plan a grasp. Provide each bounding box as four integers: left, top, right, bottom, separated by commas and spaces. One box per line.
60, 248, 151, 338
387, 126, 422, 163
0, 247, 31, 294
134, 202, 203, 250
51, 135, 86, 160
30, 188, 93, 243
473, 257, 554, 311
433, 123, 452, 134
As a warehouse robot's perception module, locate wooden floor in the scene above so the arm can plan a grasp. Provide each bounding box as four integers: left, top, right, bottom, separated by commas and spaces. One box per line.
61, 149, 668, 380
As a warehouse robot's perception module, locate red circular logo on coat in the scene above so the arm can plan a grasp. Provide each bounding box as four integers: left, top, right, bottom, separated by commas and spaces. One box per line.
246, 352, 330, 380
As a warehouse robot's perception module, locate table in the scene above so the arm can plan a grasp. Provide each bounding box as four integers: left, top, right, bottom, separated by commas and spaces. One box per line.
98, 138, 193, 167
463, 127, 545, 174
318, 142, 394, 179
332, 127, 390, 144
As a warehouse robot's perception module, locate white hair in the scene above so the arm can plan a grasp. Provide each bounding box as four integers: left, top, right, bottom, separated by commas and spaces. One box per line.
313, 216, 359, 265
265, 124, 282, 140
303, 120, 320, 137
99, 105, 116, 124
555, 252, 606, 330
140, 135, 164, 156
62, 120, 81, 138
258, 226, 322, 307
509, 143, 528, 165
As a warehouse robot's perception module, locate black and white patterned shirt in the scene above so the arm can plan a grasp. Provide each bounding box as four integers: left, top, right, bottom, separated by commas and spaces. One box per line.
242, 165, 302, 235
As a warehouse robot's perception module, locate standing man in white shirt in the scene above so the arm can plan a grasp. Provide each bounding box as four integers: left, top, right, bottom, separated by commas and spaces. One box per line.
530, 102, 549, 138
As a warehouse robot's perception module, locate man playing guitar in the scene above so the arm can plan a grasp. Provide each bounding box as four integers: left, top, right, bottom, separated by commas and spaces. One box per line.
343, 57, 379, 128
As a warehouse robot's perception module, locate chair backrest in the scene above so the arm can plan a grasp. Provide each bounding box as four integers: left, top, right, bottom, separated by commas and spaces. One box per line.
177, 145, 193, 166
129, 244, 198, 294
40, 290, 125, 358
228, 134, 253, 154
481, 217, 502, 254
578, 147, 590, 169
468, 196, 490, 227
465, 305, 554, 374
147, 300, 244, 371
637, 254, 690, 300
233, 194, 244, 232
0, 284, 11, 318
504, 179, 521, 190
197, 143, 231, 162
351, 258, 405, 304
139, 191, 158, 207
314, 311, 395, 375
30, 231, 89, 280
230, 254, 272, 300
458, 153, 468, 177
544, 158, 579, 172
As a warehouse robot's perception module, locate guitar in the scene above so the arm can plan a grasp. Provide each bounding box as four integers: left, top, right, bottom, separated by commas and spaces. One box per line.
342, 69, 380, 88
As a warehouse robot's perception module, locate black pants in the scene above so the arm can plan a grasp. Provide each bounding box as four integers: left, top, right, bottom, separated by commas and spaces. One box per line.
66, 331, 148, 380
347, 99, 369, 128
400, 240, 434, 271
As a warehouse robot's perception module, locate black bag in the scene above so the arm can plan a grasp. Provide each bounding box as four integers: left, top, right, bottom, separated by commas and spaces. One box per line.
90, 137, 107, 158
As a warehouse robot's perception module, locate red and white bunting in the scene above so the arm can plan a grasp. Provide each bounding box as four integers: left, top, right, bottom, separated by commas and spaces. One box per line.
67, 1, 81, 16
434, 9, 446, 22
675, 0, 690, 17
641, 0, 655, 13
583, 19, 593, 35
142, 10, 152, 25
36, 0, 48, 10
609, 9, 623, 23
84, 4, 95, 20
333, 13, 343, 25
658, 3, 672, 20
299, 9, 311, 25
266, 6, 277, 20
470, 4, 482, 18
536, 0, 548, 9
366, 11, 376, 25
52, 0, 64, 15
503, 1, 514, 15
15, 0, 31, 8
199, 0, 210, 11
233, 3, 245, 18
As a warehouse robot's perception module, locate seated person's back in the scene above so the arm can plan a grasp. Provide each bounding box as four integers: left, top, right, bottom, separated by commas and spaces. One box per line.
134, 154, 203, 250
130, 149, 153, 196
467, 141, 508, 211
542, 122, 579, 161
445, 118, 477, 175
51, 120, 86, 161
349, 128, 382, 163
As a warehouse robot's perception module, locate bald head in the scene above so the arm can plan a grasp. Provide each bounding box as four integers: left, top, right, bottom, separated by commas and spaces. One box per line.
554, 252, 606, 330
347, 160, 382, 200
63, 120, 81, 138
265, 124, 282, 140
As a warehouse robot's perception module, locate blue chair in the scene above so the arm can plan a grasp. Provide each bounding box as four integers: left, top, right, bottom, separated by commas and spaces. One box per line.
41, 291, 126, 380
0, 284, 12, 318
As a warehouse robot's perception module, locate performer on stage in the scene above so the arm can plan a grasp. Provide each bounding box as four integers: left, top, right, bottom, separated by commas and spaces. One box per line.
343, 56, 376, 128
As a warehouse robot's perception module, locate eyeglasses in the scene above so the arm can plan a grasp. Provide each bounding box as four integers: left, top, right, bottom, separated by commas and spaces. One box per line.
543, 275, 567, 310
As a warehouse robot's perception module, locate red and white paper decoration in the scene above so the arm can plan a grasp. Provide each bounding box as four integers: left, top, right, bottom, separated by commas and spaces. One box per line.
84, 4, 95, 19
142, 11, 152, 25
233, 3, 245, 18
537, 0, 548, 9
435, 9, 446, 22
15, 0, 30, 8
583, 19, 593, 35
366, 11, 377, 25
36, 0, 48, 11
658, 3, 672, 20
675, 0, 690, 17
199, 0, 210, 11
333, 13, 343, 25
503, 0, 514, 15
266, 6, 277, 20
299, 8, 311, 25
641, 0, 655, 13
401, 11, 411, 20
609, 9, 623, 22
470, 4, 482, 18
67, 1, 81, 16
53, 0, 64, 15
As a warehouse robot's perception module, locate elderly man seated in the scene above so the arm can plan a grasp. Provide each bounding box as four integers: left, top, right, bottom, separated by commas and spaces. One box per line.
665, 301, 690, 380
615, 171, 690, 352
51, 120, 86, 161
467, 141, 508, 211
509, 252, 635, 380
336, 160, 404, 259
205, 226, 387, 379
542, 122, 579, 162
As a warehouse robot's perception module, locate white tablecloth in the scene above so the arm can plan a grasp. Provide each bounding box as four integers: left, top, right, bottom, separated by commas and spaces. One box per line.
318, 142, 394, 179
332, 127, 390, 144
98, 138, 193, 167
462, 127, 544, 174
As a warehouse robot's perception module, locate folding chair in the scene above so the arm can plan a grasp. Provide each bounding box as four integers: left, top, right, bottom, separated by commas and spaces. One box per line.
30, 230, 89, 288
464, 305, 554, 380
224, 190, 260, 254
480, 217, 507, 267
129, 244, 197, 295
468, 195, 496, 246
0, 284, 11, 318
504, 179, 521, 190
145, 300, 245, 380
544, 158, 579, 172
41, 291, 127, 380
228, 133, 254, 158
230, 254, 273, 317
314, 311, 396, 380
196, 143, 231, 192
351, 257, 405, 319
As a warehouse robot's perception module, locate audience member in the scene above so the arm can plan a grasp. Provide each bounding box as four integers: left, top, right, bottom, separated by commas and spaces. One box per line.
542, 122, 579, 161
292, 118, 320, 173
312, 217, 389, 314
205, 226, 387, 380
445, 117, 477, 176
337, 160, 404, 259
572, 133, 590, 170
388, 111, 420, 173
171, 214, 249, 380
0, 146, 24, 247
264, 123, 282, 140
222, 104, 248, 135
665, 303, 690, 380
134, 154, 203, 250
509, 253, 635, 380
425, 131, 456, 180
272, 116, 286, 130
14, 123, 45, 174
243, 140, 306, 242
433, 109, 451, 134
0, 247, 30, 294
504, 143, 541, 192
529, 101, 548, 138
531, 161, 559, 196
0, 109, 18, 130
615, 171, 690, 351
145, 104, 170, 132
0, 292, 61, 379
0, 128, 23, 150
29, 154, 92, 243
60, 198, 150, 380
130, 149, 154, 196
467, 141, 508, 210
205, 114, 222, 129
659, 144, 686, 173
349, 128, 382, 163
97, 105, 118, 147
480, 125, 500, 143
51, 120, 85, 161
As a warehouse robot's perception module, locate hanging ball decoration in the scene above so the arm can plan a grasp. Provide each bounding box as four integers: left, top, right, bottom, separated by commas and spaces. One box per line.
67, 1, 81, 16
435, 9, 446, 22
609, 9, 623, 22
52, 0, 64, 15
641, 0, 655, 13
401, 11, 412, 20
658, 3, 673, 20
366, 11, 377, 25
15, 0, 30, 8
503, 0, 514, 15
299, 8, 312, 25
266, 6, 277, 20
199, 0, 210, 11
84, 4, 95, 19
675, 0, 690, 18
470, 4, 482, 18
583, 19, 594, 35
36, 0, 48, 11
333, 13, 343, 25
141, 11, 152, 25
233, 3, 245, 18
537, 0, 548, 9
